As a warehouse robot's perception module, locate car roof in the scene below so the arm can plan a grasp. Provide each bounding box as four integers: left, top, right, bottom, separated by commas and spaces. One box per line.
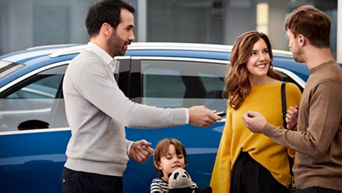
0, 42, 309, 88
0, 42, 296, 63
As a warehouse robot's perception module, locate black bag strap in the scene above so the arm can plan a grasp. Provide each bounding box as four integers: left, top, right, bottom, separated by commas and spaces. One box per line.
281, 82, 294, 177
281, 82, 287, 129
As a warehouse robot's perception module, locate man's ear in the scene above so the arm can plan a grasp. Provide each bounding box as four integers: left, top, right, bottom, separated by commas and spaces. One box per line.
297, 34, 305, 46
100, 23, 112, 38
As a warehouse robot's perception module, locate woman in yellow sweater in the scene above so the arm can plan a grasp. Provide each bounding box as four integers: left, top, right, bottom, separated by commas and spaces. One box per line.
210, 31, 301, 193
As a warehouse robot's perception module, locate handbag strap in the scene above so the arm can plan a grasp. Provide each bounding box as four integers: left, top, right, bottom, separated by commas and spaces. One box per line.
281, 82, 294, 177
281, 82, 287, 129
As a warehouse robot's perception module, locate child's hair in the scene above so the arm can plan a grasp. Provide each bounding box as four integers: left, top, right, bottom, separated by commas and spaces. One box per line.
153, 138, 188, 178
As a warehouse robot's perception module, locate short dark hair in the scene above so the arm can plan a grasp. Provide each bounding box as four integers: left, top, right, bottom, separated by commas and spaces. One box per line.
153, 138, 187, 178
85, 0, 135, 37
284, 5, 331, 48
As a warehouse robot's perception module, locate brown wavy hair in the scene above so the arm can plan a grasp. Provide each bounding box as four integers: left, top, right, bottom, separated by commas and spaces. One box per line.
223, 31, 281, 109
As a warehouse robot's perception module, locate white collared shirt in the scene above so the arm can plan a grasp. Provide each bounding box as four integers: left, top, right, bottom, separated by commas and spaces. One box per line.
87, 42, 116, 73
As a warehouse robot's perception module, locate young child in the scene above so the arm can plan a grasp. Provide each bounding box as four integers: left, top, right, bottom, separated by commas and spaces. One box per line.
150, 138, 211, 193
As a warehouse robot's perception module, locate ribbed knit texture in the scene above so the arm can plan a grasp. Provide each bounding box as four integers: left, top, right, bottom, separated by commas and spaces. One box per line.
211, 82, 301, 193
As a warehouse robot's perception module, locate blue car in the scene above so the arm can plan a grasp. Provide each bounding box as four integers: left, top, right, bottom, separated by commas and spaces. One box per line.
0, 43, 310, 193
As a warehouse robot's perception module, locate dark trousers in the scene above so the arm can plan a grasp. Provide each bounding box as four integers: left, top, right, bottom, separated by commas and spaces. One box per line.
62, 167, 123, 193
296, 187, 342, 193
230, 152, 290, 193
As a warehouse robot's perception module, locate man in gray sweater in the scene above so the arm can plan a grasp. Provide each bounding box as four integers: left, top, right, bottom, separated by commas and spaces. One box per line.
62, 1, 221, 193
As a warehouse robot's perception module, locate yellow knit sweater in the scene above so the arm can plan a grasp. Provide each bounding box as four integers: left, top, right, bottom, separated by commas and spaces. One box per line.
210, 82, 302, 193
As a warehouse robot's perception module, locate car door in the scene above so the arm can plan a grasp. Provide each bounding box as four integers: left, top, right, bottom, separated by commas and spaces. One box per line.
0, 62, 70, 193
0, 57, 134, 193
0, 58, 130, 193
123, 57, 228, 193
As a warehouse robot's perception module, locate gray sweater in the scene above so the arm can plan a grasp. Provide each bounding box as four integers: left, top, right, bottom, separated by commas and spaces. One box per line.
63, 44, 188, 176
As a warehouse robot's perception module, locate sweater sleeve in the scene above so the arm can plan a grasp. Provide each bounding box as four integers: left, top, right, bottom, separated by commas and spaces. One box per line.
126, 139, 134, 157
263, 81, 342, 158
75, 57, 188, 129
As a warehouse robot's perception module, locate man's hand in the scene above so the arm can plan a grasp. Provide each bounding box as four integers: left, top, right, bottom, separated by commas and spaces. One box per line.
242, 111, 267, 133
129, 140, 154, 163
188, 106, 222, 127
286, 105, 298, 130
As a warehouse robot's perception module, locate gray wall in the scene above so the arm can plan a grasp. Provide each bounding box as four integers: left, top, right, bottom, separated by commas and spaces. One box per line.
0, 0, 338, 60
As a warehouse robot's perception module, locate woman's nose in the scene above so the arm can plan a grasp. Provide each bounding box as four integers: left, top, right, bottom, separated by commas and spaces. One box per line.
259, 52, 266, 60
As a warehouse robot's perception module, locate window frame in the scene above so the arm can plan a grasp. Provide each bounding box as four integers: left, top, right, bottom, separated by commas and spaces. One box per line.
0, 62, 69, 97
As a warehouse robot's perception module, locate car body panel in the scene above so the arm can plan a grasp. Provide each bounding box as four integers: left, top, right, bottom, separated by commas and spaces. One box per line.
0, 129, 70, 193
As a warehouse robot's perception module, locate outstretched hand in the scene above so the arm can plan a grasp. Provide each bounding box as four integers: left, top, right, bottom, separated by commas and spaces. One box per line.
188, 106, 222, 127
129, 139, 154, 163
242, 111, 267, 133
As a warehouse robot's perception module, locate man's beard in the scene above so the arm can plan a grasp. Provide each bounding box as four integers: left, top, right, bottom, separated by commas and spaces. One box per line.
292, 46, 304, 63
107, 33, 126, 57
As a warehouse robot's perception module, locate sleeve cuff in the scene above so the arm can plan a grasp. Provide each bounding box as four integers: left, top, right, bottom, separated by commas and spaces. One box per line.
185, 108, 189, 124
126, 140, 134, 157
263, 123, 275, 137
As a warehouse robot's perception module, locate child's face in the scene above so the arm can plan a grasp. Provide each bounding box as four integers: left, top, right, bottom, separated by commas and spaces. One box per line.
157, 144, 186, 181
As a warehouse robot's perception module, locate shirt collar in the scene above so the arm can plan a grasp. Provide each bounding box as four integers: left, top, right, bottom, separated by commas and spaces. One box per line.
86, 42, 116, 72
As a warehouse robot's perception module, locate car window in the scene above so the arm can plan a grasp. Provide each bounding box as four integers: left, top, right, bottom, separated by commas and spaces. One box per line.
0, 60, 122, 132
0, 65, 67, 131
140, 59, 228, 112
143, 68, 185, 98
6, 74, 62, 99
